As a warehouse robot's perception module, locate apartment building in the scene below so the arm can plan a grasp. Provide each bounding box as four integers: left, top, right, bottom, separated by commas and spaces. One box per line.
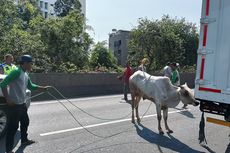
37, 0, 86, 18
109, 30, 130, 66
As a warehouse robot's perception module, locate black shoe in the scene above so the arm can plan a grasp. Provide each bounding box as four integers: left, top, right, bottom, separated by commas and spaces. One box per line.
21, 139, 36, 146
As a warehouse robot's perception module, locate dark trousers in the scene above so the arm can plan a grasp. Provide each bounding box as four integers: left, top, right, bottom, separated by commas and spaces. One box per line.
6, 104, 29, 152
123, 83, 129, 100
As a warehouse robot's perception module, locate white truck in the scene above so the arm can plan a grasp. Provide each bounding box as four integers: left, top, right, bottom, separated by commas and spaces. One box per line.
195, 0, 230, 125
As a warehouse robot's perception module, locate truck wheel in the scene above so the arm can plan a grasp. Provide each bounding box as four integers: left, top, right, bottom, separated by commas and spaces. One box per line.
0, 109, 8, 138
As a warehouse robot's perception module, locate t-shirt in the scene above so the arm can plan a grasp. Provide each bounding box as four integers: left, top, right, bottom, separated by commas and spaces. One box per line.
163, 66, 172, 78
0, 67, 38, 104
123, 66, 133, 83
171, 70, 180, 86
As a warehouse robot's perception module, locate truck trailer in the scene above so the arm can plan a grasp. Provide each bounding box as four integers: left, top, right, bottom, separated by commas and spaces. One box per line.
195, 0, 230, 125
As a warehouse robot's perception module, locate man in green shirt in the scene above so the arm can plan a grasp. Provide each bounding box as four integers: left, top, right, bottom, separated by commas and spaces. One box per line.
171, 62, 180, 86
0, 55, 50, 153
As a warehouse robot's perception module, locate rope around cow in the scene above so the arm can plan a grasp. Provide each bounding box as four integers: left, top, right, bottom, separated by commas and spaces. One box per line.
0, 86, 151, 139
46, 86, 153, 139
50, 86, 134, 121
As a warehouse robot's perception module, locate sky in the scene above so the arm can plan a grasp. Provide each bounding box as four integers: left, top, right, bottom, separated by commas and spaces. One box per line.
86, 0, 202, 43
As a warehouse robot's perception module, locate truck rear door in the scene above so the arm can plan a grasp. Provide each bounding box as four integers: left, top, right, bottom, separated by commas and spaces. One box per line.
195, 0, 230, 105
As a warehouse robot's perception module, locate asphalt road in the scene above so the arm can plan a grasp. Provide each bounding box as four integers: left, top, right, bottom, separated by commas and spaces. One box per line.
0, 94, 229, 153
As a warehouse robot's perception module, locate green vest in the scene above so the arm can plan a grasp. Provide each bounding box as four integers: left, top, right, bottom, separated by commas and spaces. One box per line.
3, 64, 17, 75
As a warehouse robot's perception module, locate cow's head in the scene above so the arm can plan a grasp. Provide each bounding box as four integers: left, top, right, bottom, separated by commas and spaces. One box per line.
179, 83, 199, 106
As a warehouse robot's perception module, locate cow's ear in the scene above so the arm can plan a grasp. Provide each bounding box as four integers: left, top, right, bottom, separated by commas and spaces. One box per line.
184, 82, 188, 87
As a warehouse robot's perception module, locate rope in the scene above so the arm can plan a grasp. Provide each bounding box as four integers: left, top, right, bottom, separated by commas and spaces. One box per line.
68, 97, 153, 153
47, 91, 153, 140
50, 86, 135, 121
0, 91, 46, 106
27, 91, 46, 100
47, 91, 108, 138
0, 86, 153, 141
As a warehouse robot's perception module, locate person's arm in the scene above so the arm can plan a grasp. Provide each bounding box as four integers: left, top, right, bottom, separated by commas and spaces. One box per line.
27, 78, 38, 90
27, 77, 50, 91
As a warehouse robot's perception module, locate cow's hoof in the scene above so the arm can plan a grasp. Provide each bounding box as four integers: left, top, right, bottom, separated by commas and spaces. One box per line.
167, 129, 173, 134
131, 120, 135, 124
159, 131, 164, 135
137, 118, 141, 123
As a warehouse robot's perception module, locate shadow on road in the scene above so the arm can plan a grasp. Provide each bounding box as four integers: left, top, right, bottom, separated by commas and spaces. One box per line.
200, 144, 216, 153
225, 143, 230, 153
174, 107, 195, 119
119, 99, 132, 104
135, 123, 205, 153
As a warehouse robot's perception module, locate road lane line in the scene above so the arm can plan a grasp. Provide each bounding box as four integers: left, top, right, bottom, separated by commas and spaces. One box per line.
40, 109, 190, 136
31, 95, 123, 105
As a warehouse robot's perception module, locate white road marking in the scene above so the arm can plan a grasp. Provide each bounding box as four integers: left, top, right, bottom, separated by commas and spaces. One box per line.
31, 95, 123, 105
40, 109, 190, 136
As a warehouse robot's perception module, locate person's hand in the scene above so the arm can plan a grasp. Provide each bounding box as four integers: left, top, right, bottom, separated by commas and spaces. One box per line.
39, 86, 52, 92
117, 75, 122, 80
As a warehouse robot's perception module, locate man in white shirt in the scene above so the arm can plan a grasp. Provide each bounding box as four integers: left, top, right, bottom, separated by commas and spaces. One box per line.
163, 62, 172, 78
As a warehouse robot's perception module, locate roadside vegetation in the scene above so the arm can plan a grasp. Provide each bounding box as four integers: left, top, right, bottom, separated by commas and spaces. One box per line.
0, 0, 198, 73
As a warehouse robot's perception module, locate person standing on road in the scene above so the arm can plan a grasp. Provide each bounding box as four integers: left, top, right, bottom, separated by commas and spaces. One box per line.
171, 62, 180, 86
0, 54, 17, 75
163, 62, 172, 79
118, 61, 133, 101
0, 55, 50, 153
138, 58, 148, 72
170, 62, 186, 109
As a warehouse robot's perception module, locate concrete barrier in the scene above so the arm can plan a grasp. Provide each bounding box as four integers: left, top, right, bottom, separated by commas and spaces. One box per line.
30, 72, 195, 101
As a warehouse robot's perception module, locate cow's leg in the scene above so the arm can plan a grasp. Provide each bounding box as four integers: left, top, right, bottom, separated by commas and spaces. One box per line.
135, 96, 141, 123
163, 107, 173, 133
131, 94, 135, 123
156, 104, 164, 134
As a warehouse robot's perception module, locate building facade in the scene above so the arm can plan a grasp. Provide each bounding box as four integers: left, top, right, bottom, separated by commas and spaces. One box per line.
37, 0, 55, 18
109, 30, 130, 66
37, 0, 86, 18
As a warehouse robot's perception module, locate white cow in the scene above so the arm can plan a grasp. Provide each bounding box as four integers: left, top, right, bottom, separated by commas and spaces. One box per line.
129, 70, 199, 134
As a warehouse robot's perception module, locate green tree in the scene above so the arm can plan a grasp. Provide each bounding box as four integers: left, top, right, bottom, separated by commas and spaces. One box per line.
1, 25, 51, 72
90, 42, 117, 69
38, 11, 92, 72
17, 0, 42, 29
0, 0, 20, 50
54, 0, 82, 17
160, 15, 199, 66
128, 16, 199, 72
0, 0, 93, 73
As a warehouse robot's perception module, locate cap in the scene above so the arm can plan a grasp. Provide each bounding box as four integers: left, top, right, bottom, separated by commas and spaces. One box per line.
19, 55, 33, 63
